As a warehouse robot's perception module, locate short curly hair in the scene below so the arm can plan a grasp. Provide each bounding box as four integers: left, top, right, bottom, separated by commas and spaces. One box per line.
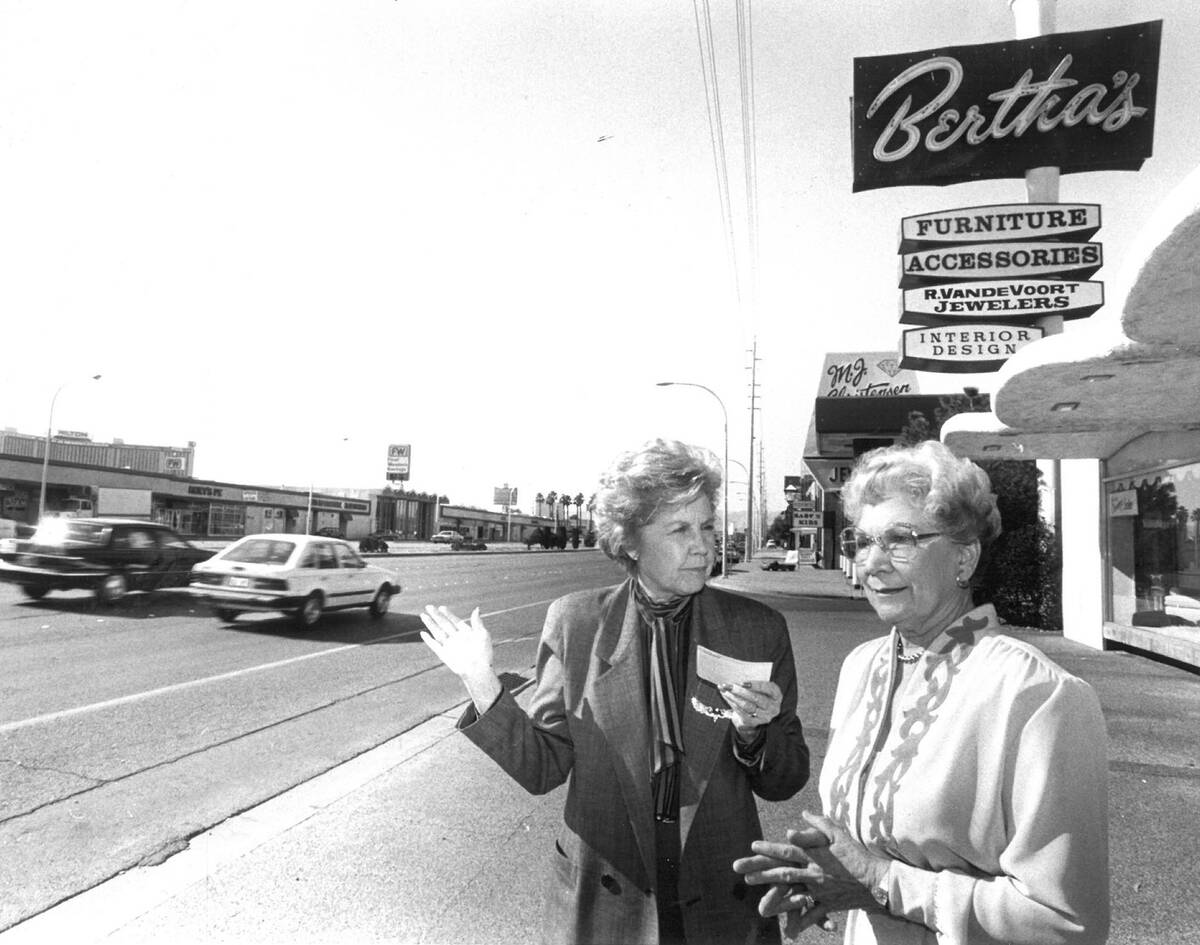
595, 439, 722, 574
842, 440, 1002, 547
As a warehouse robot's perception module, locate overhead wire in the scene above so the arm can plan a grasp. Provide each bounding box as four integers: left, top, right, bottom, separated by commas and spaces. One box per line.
735, 0, 760, 316
691, 0, 741, 305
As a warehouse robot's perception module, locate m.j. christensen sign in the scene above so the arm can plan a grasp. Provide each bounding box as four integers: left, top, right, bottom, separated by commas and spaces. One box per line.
852, 20, 1161, 192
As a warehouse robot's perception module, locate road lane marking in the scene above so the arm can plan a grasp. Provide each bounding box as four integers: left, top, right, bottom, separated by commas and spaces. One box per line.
0, 597, 559, 734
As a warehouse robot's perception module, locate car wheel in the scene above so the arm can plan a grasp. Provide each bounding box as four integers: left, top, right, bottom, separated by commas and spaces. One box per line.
21, 585, 49, 600
97, 572, 128, 604
215, 608, 239, 623
378, 542, 388, 554
369, 586, 392, 619
295, 592, 324, 629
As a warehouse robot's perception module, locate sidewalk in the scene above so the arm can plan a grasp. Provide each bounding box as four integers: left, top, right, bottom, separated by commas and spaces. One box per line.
4, 561, 1197, 944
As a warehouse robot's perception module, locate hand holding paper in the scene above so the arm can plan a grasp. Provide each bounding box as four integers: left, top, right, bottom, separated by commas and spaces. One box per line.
696, 645, 781, 735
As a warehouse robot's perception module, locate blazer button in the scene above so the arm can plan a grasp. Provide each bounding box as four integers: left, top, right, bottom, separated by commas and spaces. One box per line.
600, 874, 621, 895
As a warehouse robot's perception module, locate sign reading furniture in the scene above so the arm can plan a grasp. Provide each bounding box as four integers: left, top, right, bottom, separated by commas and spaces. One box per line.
851, 20, 1162, 192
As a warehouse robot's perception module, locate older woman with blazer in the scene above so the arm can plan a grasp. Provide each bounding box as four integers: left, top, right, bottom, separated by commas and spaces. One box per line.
421, 439, 810, 945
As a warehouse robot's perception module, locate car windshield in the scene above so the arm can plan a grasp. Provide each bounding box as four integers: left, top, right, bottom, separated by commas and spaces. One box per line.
220, 539, 296, 566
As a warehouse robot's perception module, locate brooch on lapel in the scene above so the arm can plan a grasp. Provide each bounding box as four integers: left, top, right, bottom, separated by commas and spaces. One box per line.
690, 695, 734, 722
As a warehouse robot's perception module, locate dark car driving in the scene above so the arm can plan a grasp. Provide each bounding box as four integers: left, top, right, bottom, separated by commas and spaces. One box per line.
0, 518, 213, 603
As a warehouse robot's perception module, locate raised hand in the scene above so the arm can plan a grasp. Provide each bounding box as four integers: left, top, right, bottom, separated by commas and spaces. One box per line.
420, 604, 502, 711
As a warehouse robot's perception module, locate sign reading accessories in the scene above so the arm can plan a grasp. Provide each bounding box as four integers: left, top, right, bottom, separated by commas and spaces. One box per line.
851, 20, 1162, 192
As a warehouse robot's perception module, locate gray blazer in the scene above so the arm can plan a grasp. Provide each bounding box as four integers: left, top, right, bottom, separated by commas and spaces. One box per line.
460, 580, 810, 945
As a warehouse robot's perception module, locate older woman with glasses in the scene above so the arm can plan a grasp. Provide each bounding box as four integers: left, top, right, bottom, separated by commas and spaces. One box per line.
421, 439, 810, 945
734, 440, 1110, 945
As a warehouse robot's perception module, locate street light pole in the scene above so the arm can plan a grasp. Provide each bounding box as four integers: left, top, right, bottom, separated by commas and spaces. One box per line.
656, 381, 728, 580
38, 374, 101, 521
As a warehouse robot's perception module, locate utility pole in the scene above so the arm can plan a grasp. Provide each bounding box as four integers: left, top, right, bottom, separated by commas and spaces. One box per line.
746, 338, 760, 560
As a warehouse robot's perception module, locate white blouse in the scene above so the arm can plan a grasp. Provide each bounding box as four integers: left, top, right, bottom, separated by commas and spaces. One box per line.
819, 605, 1110, 945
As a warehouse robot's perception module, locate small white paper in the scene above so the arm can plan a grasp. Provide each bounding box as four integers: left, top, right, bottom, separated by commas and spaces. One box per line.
696, 645, 772, 688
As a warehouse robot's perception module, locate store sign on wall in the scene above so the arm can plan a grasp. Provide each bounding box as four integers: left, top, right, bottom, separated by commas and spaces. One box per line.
1107, 489, 1139, 517
900, 278, 1104, 324
900, 324, 1045, 374
819, 351, 921, 398
851, 20, 1162, 192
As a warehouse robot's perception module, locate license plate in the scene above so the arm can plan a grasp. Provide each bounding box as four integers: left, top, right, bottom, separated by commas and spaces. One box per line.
227, 576, 250, 588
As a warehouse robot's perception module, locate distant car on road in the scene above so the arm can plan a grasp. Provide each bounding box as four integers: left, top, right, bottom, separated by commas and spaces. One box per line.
431, 530, 461, 544
358, 534, 390, 553
189, 533, 401, 628
451, 536, 487, 551
0, 518, 212, 603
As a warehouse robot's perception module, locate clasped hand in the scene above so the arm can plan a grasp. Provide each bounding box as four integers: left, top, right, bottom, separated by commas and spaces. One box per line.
732, 810, 891, 936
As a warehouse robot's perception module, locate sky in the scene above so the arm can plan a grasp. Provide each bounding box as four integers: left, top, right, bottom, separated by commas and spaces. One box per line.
1, 0, 1197, 523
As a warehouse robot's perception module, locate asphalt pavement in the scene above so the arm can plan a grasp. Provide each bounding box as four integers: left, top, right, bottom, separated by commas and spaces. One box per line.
3, 554, 1197, 945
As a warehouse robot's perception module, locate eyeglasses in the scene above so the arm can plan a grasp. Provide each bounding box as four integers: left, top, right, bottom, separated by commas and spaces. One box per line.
840, 525, 943, 562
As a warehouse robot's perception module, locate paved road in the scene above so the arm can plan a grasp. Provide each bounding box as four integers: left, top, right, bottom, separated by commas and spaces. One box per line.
0, 549, 625, 931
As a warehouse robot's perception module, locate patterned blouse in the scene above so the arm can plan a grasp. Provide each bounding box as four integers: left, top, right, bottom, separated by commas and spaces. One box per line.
819, 604, 1110, 944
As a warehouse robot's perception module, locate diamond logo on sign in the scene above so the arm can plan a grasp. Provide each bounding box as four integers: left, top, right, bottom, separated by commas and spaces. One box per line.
387, 444, 411, 482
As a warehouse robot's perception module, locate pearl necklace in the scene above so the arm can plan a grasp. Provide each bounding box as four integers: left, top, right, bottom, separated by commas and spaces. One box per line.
896, 637, 924, 664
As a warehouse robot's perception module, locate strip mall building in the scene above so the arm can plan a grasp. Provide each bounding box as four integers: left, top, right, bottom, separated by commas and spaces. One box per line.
0, 429, 556, 545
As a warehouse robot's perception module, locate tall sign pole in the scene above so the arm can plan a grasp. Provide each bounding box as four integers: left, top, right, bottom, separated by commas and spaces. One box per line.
1009, 0, 1063, 538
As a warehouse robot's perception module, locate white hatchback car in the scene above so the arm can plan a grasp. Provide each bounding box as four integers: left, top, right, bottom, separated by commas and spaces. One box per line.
189, 534, 401, 628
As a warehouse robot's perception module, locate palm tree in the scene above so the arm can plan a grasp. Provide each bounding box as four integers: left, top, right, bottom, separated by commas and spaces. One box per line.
546, 491, 558, 524
574, 492, 585, 526
535, 492, 545, 517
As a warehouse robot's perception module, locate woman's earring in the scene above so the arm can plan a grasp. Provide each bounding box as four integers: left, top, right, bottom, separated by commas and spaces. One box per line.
956, 575, 970, 589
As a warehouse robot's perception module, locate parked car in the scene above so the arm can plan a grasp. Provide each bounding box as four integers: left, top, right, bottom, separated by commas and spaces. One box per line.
761, 550, 798, 572
0, 518, 213, 603
315, 526, 345, 539
431, 530, 462, 543
451, 536, 487, 551
358, 534, 390, 553
189, 533, 401, 628
709, 540, 743, 576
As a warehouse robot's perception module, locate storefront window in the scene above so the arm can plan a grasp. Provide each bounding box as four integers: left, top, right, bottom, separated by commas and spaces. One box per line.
1106, 460, 1200, 628
209, 503, 246, 538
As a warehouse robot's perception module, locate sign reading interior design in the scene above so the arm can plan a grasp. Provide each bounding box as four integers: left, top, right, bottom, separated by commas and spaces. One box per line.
852, 20, 1161, 192
900, 324, 1045, 373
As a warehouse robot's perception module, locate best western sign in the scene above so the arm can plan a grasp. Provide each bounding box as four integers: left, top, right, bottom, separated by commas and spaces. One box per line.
901, 278, 1104, 324
900, 324, 1044, 373
852, 20, 1161, 192
899, 204, 1100, 252
899, 241, 1101, 288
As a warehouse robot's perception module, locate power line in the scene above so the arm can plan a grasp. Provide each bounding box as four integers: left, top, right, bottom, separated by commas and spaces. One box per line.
691, 0, 741, 304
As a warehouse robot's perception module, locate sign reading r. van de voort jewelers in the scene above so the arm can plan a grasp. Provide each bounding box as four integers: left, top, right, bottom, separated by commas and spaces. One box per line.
900, 278, 1104, 324
851, 20, 1162, 192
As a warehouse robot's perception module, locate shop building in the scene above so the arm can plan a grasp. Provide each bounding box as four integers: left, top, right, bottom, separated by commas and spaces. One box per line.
802, 353, 949, 570
942, 166, 1200, 669
0, 430, 437, 541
